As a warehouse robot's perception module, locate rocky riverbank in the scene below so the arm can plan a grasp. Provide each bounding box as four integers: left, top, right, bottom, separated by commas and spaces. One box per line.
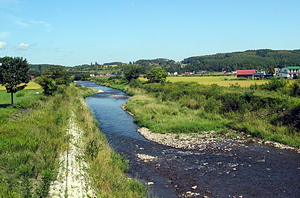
120, 104, 300, 153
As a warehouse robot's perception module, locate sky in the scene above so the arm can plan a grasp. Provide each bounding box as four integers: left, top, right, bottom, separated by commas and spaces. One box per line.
0, 0, 300, 66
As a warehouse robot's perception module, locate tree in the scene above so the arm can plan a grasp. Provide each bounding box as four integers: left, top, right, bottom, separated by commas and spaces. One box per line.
35, 75, 57, 96
268, 66, 275, 75
0, 56, 30, 105
144, 68, 168, 83
35, 65, 71, 96
124, 65, 142, 82
46, 65, 71, 85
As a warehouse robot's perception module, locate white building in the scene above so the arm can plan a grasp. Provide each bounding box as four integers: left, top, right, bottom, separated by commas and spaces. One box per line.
277, 66, 300, 78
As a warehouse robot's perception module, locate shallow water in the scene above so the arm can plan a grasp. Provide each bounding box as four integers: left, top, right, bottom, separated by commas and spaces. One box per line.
77, 81, 300, 198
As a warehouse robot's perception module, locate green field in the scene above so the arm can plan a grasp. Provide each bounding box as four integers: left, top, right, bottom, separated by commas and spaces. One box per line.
0, 89, 43, 107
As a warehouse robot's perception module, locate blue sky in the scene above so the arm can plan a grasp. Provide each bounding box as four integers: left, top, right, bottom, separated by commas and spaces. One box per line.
1, 0, 299, 66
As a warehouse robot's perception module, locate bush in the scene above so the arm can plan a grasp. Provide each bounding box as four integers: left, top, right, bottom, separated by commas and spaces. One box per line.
290, 79, 300, 97
16, 92, 25, 97
35, 75, 58, 96
129, 79, 142, 88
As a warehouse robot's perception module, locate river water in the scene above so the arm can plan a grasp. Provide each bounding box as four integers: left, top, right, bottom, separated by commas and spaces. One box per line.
77, 81, 300, 198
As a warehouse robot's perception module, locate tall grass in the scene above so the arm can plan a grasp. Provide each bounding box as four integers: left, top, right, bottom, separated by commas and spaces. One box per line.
0, 87, 70, 197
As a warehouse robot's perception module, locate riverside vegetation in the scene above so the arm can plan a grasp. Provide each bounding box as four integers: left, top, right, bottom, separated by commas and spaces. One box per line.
92, 77, 300, 149
0, 83, 147, 197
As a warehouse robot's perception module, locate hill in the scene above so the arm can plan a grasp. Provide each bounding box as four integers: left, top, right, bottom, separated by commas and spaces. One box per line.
27, 49, 300, 76
182, 49, 300, 72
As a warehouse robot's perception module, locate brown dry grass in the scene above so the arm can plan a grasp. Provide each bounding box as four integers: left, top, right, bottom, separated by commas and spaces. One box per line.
166, 76, 268, 87
0, 81, 41, 91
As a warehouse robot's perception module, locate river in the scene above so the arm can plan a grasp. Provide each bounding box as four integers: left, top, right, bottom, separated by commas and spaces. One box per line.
77, 81, 300, 198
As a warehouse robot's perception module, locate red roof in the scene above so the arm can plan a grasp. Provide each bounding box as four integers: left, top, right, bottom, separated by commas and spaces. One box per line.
236, 70, 257, 75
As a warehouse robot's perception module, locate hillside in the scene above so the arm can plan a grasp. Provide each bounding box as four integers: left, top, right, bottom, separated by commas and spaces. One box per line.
182, 49, 300, 72
28, 49, 300, 75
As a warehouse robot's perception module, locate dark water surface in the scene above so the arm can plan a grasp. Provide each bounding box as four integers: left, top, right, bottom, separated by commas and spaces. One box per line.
77, 81, 300, 198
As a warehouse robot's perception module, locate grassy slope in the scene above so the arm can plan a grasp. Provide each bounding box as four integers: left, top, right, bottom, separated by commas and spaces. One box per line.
133, 83, 300, 147
0, 84, 147, 197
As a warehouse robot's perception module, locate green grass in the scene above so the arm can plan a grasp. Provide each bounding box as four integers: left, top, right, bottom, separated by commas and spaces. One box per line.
0, 87, 70, 197
0, 89, 44, 125
125, 95, 225, 134
117, 80, 300, 148
0, 84, 148, 197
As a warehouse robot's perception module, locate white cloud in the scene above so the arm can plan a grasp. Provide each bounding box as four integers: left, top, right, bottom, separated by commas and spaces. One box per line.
91, 44, 94, 46
30, 21, 52, 32
0, 41, 8, 49
16, 43, 30, 50
0, 32, 10, 38
14, 19, 29, 27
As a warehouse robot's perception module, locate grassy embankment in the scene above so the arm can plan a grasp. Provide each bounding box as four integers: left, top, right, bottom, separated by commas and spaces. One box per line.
92, 77, 300, 148
0, 83, 147, 197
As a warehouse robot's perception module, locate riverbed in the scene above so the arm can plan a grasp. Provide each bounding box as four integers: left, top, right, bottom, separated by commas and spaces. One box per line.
77, 81, 300, 198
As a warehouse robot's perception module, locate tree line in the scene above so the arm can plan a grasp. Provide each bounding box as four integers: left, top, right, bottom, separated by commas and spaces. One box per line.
182, 49, 300, 72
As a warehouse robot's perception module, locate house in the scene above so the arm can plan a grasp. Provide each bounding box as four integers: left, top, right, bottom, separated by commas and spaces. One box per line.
275, 68, 280, 76
236, 70, 257, 78
277, 66, 300, 78
167, 72, 179, 76
196, 71, 207, 75
252, 73, 264, 79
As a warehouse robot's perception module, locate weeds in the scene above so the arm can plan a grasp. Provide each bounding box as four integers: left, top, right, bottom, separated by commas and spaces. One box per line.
94, 78, 300, 148
1, 83, 147, 197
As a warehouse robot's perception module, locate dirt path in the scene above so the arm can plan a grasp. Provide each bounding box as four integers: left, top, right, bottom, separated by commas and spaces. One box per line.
48, 113, 96, 198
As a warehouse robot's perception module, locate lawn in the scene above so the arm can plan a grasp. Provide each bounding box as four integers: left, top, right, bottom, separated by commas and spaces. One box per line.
0, 81, 41, 91
0, 88, 43, 123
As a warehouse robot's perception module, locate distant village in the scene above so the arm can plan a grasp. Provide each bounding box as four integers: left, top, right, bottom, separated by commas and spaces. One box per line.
166, 66, 300, 80
87, 66, 300, 80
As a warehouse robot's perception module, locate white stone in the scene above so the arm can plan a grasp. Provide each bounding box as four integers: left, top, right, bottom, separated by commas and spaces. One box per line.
49, 113, 97, 197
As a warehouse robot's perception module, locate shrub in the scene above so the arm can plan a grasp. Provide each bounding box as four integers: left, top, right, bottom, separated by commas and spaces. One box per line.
16, 92, 25, 97
221, 93, 246, 113
290, 79, 300, 97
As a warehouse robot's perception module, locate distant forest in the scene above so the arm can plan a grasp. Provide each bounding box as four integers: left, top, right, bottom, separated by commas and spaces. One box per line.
181, 49, 300, 72
28, 49, 300, 76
